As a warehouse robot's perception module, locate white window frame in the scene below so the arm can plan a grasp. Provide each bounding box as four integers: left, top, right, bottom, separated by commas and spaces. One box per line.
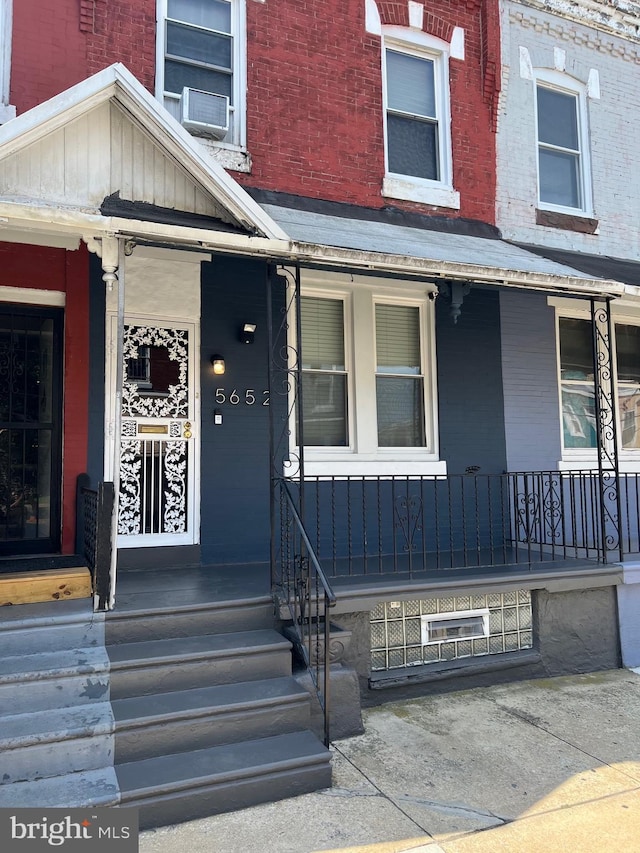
0, 0, 15, 123
381, 26, 459, 210
552, 298, 640, 472
155, 0, 247, 158
535, 70, 592, 217
287, 269, 445, 478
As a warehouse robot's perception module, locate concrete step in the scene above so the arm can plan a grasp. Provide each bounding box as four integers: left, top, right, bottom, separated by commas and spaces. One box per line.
0, 647, 110, 714
0, 703, 114, 784
0, 766, 119, 809
107, 629, 292, 699
116, 730, 332, 829
0, 599, 104, 654
113, 676, 311, 762
106, 595, 274, 644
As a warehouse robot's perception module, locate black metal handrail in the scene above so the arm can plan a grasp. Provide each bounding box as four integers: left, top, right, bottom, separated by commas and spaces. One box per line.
77, 475, 115, 611
276, 478, 336, 747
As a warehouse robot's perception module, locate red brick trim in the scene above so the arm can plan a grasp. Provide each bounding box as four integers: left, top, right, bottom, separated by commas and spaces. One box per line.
376, 2, 454, 42
79, 0, 96, 33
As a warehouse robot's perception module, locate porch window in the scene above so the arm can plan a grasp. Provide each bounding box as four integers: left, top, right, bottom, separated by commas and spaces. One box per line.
300, 297, 348, 447
295, 272, 442, 477
559, 317, 640, 452
559, 317, 595, 449
375, 304, 425, 447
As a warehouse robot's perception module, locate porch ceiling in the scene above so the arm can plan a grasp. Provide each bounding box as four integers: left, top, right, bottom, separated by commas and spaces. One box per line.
260, 202, 625, 297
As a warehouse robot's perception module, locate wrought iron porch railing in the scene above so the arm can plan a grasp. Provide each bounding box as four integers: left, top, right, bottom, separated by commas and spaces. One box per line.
77, 476, 115, 611
285, 471, 621, 580
276, 479, 337, 747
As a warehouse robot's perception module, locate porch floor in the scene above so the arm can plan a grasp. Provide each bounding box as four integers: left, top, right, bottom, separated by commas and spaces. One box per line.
113, 562, 271, 611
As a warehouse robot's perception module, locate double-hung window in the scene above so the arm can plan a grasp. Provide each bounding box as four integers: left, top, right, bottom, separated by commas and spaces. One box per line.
156, 0, 245, 149
382, 30, 458, 209
559, 316, 640, 453
536, 79, 590, 214
295, 273, 443, 477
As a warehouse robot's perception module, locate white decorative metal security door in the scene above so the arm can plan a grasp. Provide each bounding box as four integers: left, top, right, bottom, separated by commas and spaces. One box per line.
117, 321, 197, 547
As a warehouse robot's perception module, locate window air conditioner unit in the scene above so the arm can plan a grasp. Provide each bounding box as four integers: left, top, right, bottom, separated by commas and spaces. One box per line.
180, 88, 229, 140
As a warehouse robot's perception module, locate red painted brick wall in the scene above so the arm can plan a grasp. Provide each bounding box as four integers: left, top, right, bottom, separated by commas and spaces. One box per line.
0, 243, 90, 554
9, 0, 499, 222
235, 0, 500, 223
10, 0, 87, 113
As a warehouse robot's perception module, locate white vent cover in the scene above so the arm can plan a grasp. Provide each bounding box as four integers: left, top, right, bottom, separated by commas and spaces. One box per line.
180, 88, 229, 140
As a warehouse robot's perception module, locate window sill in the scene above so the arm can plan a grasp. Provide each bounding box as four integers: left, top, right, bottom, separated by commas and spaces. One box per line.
0, 104, 16, 124
286, 456, 447, 478
536, 208, 598, 234
383, 176, 460, 210
197, 139, 252, 173
559, 456, 640, 473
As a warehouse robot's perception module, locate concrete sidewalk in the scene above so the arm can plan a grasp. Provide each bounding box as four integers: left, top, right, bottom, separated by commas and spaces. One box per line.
139, 669, 640, 853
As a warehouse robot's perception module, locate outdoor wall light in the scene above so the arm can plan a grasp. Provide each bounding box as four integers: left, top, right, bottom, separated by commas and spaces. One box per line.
240, 323, 257, 344
210, 354, 226, 375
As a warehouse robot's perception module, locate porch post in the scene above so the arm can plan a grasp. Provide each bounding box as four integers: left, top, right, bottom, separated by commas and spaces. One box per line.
591, 297, 622, 563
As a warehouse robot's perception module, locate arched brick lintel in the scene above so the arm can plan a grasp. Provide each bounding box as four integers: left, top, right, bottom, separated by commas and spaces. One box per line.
376, 2, 454, 43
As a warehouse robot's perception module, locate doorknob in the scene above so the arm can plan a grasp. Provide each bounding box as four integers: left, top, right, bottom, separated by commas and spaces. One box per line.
183, 421, 192, 439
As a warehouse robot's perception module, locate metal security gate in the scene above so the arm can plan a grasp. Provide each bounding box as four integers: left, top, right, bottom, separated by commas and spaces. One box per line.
115, 320, 198, 547
0, 305, 63, 556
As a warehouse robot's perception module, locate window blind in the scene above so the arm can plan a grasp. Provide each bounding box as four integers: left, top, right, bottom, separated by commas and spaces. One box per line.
301, 297, 345, 371
376, 304, 421, 375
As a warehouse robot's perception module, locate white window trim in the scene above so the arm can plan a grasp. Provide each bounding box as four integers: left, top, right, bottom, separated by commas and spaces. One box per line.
535, 69, 593, 218
287, 269, 445, 478
0, 0, 15, 123
381, 26, 459, 210
552, 297, 640, 472
155, 0, 247, 156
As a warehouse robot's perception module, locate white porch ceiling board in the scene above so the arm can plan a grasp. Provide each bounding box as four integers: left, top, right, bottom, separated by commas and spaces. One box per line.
109, 103, 224, 219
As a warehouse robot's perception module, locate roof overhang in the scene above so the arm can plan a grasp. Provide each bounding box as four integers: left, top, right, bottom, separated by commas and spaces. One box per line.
258, 203, 625, 298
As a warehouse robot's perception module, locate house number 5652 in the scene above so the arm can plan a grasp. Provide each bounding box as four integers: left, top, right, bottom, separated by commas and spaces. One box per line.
215, 388, 269, 406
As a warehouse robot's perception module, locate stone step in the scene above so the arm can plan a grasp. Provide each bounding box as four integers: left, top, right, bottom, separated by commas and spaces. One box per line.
0, 767, 119, 809
106, 595, 273, 644
0, 703, 114, 784
107, 629, 292, 699
0, 647, 110, 714
0, 599, 104, 655
116, 730, 332, 829
113, 676, 311, 762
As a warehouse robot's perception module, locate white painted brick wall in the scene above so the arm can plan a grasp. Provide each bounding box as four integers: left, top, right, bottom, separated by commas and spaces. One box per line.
497, 0, 640, 260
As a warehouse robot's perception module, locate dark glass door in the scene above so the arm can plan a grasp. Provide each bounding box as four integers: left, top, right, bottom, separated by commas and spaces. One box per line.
0, 305, 63, 555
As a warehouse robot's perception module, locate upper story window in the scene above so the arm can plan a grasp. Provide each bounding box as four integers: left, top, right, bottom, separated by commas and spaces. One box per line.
293, 272, 444, 477
381, 27, 459, 210
156, 0, 245, 150
0, 0, 15, 123
536, 76, 591, 215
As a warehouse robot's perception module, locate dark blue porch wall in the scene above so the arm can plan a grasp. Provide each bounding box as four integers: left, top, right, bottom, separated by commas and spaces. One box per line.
200, 255, 272, 564
436, 287, 507, 475
499, 290, 562, 471
87, 253, 105, 487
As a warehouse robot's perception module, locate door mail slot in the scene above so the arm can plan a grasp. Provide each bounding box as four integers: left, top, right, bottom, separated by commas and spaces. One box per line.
138, 424, 169, 434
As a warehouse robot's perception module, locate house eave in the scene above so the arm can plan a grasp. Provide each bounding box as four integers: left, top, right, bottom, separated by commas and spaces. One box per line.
288, 240, 626, 298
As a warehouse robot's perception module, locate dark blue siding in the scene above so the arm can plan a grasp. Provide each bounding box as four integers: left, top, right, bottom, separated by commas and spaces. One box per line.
436, 287, 507, 475
200, 256, 272, 564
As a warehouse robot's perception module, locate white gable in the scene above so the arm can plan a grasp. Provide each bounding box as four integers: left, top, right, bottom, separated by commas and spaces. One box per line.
0, 64, 287, 239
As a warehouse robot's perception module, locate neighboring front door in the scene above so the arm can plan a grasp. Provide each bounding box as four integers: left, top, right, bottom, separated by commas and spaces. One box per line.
0, 305, 63, 556
116, 319, 198, 547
